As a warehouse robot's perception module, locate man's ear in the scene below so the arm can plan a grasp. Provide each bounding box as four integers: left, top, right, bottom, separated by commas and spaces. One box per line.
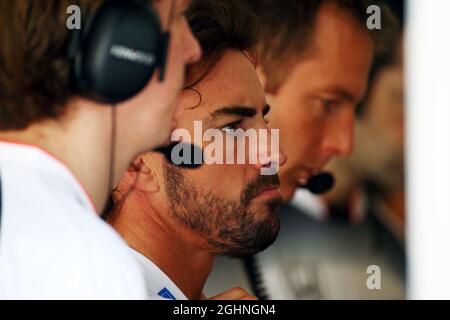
121, 156, 160, 193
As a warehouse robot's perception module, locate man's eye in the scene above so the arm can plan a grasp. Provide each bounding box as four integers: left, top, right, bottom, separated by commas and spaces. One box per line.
322, 99, 339, 113
220, 120, 242, 133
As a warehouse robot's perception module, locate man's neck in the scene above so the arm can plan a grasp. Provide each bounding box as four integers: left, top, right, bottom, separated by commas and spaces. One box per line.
111, 194, 215, 300
0, 101, 117, 213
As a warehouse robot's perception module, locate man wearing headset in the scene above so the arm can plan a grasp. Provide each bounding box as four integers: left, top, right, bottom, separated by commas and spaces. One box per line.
107, 0, 287, 300
0, 0, 200, 299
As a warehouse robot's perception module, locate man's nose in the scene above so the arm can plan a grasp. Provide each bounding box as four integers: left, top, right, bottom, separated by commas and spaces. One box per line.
323, 115, 354, 158
183, 20, 202, 65
253, 127, 287, 175
277, 146, 287, 168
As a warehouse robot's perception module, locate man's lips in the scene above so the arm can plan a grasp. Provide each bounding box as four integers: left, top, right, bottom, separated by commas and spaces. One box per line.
252, 184, 282, 199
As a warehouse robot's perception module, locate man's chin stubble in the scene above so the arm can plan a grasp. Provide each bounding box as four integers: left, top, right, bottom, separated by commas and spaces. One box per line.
208, 198, 283, 258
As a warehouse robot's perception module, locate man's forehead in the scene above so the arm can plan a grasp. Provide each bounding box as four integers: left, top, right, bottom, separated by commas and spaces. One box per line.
177, 89, 265, 123
178, 51, 266, 118
286, 45, 371, 103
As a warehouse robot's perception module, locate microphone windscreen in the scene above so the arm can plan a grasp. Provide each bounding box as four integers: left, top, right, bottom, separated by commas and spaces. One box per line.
305, 172, 335, 194
155, 142, 203, 169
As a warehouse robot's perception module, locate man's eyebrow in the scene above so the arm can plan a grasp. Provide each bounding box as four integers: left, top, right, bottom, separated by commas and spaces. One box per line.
328, 87, 358, 102
208, 105, 257, 120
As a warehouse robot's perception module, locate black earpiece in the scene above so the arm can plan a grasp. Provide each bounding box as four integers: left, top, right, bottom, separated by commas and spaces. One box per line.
301, 172, 335, 194
69, 0, 168, 104
155, 142, 204, 169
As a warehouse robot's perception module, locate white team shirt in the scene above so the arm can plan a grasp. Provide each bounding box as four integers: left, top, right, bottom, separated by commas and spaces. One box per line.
129, 248, 187, 300
0, 141, 147, 299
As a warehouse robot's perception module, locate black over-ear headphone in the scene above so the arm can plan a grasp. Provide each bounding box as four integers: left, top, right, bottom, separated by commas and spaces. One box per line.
68, 0, 171, 104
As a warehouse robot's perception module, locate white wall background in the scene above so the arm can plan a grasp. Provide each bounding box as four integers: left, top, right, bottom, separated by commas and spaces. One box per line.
407, 0, 450, 299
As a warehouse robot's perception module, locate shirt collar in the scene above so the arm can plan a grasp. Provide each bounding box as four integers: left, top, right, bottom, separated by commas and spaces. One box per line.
0, 141, 96, 215
128, 247, 188, 300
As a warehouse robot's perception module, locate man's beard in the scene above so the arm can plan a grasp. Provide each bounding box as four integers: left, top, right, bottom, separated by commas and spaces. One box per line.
163, 163, 283, 258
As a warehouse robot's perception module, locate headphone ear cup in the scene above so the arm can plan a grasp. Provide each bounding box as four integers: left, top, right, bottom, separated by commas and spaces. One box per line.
75, 0, 162, 104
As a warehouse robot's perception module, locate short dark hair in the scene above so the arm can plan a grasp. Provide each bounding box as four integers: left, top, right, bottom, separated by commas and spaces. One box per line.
248, 0, 397, 93
184, 0, 261, 90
